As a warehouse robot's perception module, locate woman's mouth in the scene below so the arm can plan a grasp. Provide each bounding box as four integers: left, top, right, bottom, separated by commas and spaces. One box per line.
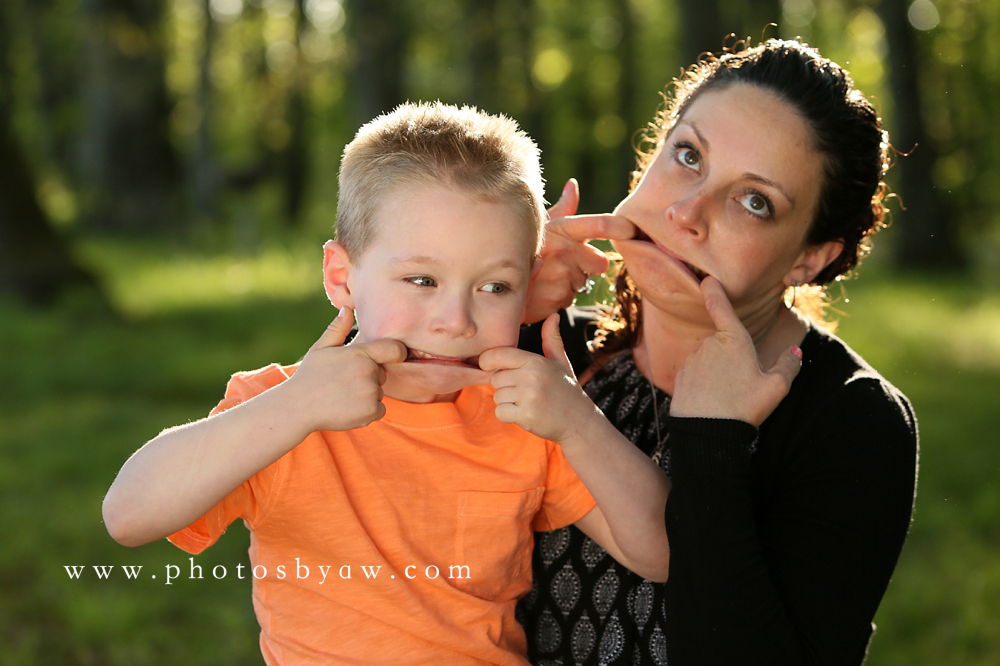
631, 228, 709, 282
406, 348, 481, 369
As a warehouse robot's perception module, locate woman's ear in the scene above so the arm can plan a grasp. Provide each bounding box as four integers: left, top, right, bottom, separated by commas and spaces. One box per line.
323, 240, 355, 308
785, 239, 844, 286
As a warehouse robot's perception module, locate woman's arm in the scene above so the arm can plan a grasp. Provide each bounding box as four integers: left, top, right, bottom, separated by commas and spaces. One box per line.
663, 383, 917, 665
662, 277, 917, 663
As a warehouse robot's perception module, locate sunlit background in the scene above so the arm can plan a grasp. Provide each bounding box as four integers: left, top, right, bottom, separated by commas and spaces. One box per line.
1, 0, 998, 664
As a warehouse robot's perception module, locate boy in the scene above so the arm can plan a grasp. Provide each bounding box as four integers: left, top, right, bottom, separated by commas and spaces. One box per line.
103, 102, 670, 664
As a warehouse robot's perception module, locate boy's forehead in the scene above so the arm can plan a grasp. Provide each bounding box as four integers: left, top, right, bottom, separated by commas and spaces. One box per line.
370, 183, 540, 257
386, 252, 532, 272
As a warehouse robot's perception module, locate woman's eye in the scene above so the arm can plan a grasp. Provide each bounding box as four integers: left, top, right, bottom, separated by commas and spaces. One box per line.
406, 276, 436, 287
481, 282, 509, 294
738, 192, 773, 218
675, 145, 700, 170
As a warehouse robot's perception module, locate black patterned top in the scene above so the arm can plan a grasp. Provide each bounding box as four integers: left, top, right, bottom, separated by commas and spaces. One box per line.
515, 349, 674, 665
516, 308, 918, 666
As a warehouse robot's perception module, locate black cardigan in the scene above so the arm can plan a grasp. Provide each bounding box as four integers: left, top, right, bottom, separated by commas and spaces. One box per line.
517, 308, 918, 665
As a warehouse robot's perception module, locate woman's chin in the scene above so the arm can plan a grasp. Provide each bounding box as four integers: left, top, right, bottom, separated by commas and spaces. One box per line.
615, 239, 706, 307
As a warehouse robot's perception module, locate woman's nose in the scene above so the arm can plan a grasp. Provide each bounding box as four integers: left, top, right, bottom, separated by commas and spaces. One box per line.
666, 190, 708, 238
431, 294, 477, 338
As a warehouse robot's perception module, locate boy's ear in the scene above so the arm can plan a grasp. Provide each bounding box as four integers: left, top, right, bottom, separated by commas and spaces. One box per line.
785, 239, 843, 287
529, 256, 545, 283
323, 240, 355, 309
520, 257, 546, 323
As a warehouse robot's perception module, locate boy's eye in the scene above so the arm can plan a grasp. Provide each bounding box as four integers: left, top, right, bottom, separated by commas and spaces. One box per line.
481, 282, 509, 294
405, 276, 436, 287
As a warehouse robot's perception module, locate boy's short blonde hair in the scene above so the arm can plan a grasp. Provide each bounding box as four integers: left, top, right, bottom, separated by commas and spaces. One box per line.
337, 101, 546, 262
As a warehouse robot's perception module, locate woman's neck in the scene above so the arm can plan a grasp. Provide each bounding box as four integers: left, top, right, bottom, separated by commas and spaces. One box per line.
632, 307, 711, 397
633, 293, 798, 396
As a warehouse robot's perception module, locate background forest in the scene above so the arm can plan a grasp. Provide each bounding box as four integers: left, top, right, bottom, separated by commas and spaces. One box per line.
1, 0, 998, 664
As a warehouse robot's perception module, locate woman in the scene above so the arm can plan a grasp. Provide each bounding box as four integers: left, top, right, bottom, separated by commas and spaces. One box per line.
517, 39, 918, 665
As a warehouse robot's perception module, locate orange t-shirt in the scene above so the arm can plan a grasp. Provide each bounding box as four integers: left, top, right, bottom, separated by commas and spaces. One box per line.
168, 363, 596, 665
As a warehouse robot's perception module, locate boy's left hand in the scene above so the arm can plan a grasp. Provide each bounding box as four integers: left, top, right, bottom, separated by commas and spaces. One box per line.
479, 314, 598, 443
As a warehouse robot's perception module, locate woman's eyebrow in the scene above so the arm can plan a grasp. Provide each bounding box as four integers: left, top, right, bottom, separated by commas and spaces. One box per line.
683, 120, 796, 208
685, 121, 712, 153
742, 173, 796, 208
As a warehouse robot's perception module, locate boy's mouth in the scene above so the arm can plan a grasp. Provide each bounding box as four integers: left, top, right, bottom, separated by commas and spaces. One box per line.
631, 228, 709, 282
406, 348, 482, 369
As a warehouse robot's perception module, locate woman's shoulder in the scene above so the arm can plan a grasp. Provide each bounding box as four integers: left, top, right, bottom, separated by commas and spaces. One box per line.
785, 325, 917, 440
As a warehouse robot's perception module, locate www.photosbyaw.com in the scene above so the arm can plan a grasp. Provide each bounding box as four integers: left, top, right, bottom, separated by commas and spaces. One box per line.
64, 558, 472, 585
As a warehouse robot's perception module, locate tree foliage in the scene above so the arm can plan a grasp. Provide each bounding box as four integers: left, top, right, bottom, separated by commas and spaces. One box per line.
2, 0, 996, 304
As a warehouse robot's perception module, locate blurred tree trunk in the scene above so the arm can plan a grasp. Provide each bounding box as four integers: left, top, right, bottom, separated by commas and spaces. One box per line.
744, 0, 782, 42
876, 0, 966, 269
513, 0, 546, 159
678, 0, 782, 65
344, 0, 408, 126
77, 0, 181, 234
615, 0, 638, 193
0, 79, 103, 305
282, 0, 310, 226
467, 0, 501, 112
677, 0, 723, 65
192, 0, 221, 225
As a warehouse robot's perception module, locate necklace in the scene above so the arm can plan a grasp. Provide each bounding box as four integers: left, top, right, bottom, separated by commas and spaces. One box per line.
646, 307, 781, 465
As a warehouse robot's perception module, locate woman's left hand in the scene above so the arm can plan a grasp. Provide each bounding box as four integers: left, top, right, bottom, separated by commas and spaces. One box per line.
669, 277, 803, 427
524, 179, 636, 324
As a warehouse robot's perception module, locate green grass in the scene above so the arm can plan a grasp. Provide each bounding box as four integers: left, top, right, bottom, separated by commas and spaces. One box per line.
832, 274, 1000, 666
1, 243, 997, 664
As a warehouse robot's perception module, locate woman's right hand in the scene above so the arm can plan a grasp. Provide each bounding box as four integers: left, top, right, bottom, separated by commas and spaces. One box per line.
524, 179, 636, 324
669, 278, 803, 427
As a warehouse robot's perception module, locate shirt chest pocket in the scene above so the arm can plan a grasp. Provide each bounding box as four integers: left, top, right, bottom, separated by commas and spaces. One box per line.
454, 488, 545, 602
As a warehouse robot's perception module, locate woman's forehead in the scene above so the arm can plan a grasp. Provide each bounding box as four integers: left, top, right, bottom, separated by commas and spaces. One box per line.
675, 84, 824, 205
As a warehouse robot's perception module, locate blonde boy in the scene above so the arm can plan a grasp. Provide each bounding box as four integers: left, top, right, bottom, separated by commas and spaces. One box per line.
103, 102, 669, 665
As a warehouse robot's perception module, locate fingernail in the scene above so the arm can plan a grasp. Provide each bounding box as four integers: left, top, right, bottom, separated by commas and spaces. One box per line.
791, 346, 803, 361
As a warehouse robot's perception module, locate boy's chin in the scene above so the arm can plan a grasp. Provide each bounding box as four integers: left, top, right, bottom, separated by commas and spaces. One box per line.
384, 362, 491, 403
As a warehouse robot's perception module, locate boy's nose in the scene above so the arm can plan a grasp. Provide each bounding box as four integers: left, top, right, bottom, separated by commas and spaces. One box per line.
431, 295, 477, 338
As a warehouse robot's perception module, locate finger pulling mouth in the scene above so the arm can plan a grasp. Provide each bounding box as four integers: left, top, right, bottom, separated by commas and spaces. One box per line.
631, 229, 708, 282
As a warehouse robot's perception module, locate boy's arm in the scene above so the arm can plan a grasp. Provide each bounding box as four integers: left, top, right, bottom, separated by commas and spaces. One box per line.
562, 417, 671, 583
103, 307, 406, 548
480, 315, 671, 582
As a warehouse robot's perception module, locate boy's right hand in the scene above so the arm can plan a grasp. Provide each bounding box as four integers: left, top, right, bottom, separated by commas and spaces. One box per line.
283, 306, 407, 433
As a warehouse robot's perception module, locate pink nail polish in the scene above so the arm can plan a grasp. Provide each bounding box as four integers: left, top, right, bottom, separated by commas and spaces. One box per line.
791, 346, 803, 361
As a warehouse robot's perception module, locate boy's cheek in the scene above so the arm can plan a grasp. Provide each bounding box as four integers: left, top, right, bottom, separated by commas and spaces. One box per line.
355, 307, 420, 343
489, 302, 528, 347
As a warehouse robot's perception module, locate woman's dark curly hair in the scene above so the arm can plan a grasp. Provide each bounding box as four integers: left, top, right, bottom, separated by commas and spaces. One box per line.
597, 38, 891, 353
